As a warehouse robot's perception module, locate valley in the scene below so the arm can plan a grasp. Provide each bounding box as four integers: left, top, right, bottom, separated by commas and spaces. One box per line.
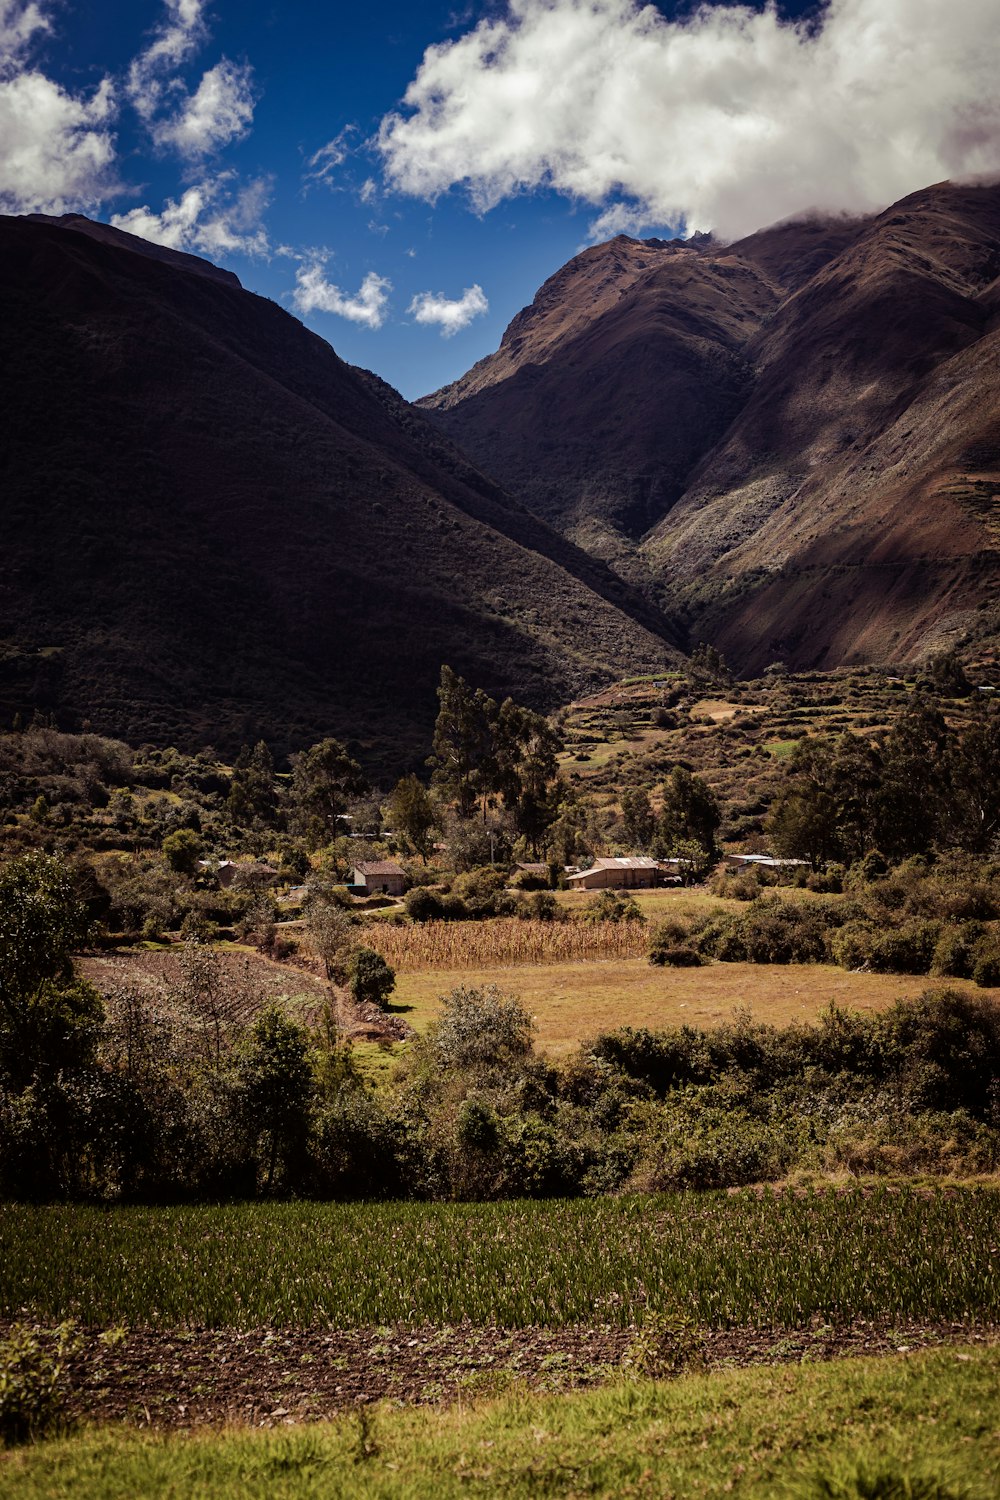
4, 177, 1000, 1497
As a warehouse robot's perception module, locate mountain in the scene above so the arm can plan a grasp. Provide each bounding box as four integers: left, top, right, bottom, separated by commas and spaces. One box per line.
421, 182, 1000, 671
0, 215, 680, 771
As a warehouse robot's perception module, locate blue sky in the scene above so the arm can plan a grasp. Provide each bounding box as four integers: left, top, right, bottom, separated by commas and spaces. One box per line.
2, 1, 997, 397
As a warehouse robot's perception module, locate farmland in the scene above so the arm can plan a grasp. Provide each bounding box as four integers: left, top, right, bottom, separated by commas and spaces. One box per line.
4, 1189, 999, 1329
389, 959, 965, 1054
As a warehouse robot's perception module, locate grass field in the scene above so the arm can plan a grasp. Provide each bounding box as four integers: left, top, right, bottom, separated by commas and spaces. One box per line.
3, 1189, 998, 1330
2, 1347, 998, 1498
388, 959, 952, 1053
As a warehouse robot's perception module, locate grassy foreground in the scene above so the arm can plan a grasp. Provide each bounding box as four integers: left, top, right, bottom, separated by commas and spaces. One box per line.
3, 1189, 999, 1329
2, 1347, 998, 1498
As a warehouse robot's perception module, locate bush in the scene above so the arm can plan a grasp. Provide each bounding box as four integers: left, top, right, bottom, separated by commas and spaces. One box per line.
695, 898, 828, 965
930, 923, 984, 979
831, 920, 940, 975
636, 1106, 796, 1191
0, 1321, 83, 1446
312, 1091, 414, 1199
590, 1026, 711, 1095
972, 943, 1000, 989
404, 886, 445, 922
652, 945, 704, 967
348, 948, 396, 1009
580, 890, 645, 924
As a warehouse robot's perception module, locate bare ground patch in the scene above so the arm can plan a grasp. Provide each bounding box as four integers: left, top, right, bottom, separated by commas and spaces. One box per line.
27, 1321, 1000, 1431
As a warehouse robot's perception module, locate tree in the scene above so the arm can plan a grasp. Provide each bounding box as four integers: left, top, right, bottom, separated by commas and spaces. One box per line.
162, 828, 202, 876
227, 741, 277, 828
0, 853, 89, 1003
424, 985, 535, 1075
874, 701, 950, 859
236, 1008, 315, 1191
688, 642, 731, 687
0, 853, 98, 1089
621, 788, 655, 850
766, 783, 838, 870
429, 666, 498, 820
347, 948, 396, 1010
386, 774, 436, 860
493, 699, 562, 852
306, 895, 358, 983
655, 767, 720, 865
289, 738, 368, 849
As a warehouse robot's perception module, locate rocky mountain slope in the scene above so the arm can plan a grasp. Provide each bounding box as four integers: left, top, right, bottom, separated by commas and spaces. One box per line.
0, 215, 680, 769
421, 182, 1000, 671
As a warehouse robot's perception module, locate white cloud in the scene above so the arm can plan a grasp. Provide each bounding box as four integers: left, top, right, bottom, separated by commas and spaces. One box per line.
377, 0, 1000, 240
110, 173, 270, 258
127, 0, 206, 122
127, 0, 254, 159
0, 1, 117, 214
0, 0, 50, 62
152, 58, 254, 157
408, 283, 488, 336
292, 262, 392, 328
0, 72, 116, 213
304, 127, 354, 189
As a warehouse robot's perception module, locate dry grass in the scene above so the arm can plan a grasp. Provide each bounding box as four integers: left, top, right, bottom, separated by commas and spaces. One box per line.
388, 959, 989, 1056
366, 918, 649, 971
551, 887, 737, 919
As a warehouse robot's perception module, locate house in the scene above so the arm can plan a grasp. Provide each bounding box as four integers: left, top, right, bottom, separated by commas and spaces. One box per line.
725, 853, 809, 871
566, 856, 667, 891
350, 860, 407, 897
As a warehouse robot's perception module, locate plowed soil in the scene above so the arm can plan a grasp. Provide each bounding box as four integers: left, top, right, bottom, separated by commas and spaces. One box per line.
32, 1321, 1000, 1430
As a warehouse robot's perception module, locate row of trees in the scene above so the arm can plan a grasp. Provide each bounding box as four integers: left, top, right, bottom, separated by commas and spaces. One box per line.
767, 701, 1000, 868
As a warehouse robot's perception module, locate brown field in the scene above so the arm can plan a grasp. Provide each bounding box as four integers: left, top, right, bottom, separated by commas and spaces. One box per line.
388, 959, 993, 1056
365, 917, 650, 970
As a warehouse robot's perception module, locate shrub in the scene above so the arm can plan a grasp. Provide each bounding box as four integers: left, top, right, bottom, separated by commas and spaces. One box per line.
656, 945, 704, 967
930, 923, 984, 979
404, 886, 443, 922
696, 898, 828, 965
590, 1026, 711, 1095
425, 986, 535, 1074
0, 1321, 83, 1446
348, 948, 396, 1010
832, 920, 939, 975
581, 890, 645, 924
636, 1106, 796, 1191
972, 945, 1000, 988
312, 1092, 413, 1199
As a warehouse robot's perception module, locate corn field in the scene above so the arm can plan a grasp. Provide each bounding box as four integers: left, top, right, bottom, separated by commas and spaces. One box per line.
3, 1189, 998, 1329
365, 918, 648, 971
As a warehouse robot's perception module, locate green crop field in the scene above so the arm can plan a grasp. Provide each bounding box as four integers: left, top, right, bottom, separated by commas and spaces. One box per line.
3, 1188, 999, 1331
2, 1347, 998, 1499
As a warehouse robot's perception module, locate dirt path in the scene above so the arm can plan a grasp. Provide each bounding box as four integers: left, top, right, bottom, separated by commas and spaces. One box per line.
27, 1321, 1000, 1430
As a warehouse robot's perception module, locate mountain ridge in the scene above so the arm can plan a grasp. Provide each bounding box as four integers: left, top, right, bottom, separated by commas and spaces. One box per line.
0, 214, 681, 771
420, 180, 1000, 671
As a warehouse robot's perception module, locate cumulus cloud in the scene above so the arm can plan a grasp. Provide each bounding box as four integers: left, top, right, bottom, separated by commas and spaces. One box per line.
408, 283, 488, 336
128, 0, 254, 159
0, 3, 117, 213
377, 0, 1000, 240
126, 0, 206, 122
0, 0, 50, 60
292, 262, 392, 328
110, 173, 270, 258
152, 58, 254, 157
